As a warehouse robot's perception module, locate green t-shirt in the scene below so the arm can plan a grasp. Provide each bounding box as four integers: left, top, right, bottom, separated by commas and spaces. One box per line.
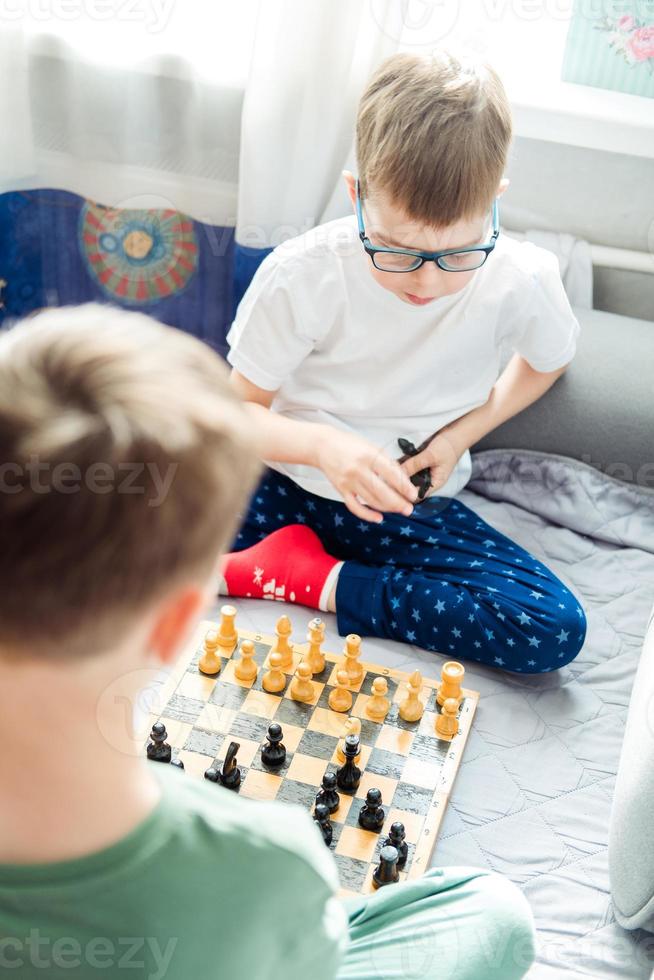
0, 764, 347, 979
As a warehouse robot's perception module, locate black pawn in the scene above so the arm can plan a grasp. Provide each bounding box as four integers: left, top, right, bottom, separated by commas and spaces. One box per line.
313, 803, 333, 846
204, 766, 220, 783
147, 722, 171, 763
383, 821, 408, 868
171, 757, 185, 771
261, 724, 286, 768
373, 845, 400, 889
358, 788, 385, 831
315, 771, 340, 814
336, 735, 362, 793
220, 741, 242, 790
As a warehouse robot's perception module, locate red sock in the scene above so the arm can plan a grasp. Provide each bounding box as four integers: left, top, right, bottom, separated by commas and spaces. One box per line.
221, 525, 343, 611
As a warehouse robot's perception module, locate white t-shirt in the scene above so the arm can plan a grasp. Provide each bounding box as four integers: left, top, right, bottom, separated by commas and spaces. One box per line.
226, 214, 579, 503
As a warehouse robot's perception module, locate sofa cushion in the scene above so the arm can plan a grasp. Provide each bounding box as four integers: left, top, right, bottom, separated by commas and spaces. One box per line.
472, 307, 654, 490
609, 601, 654, 932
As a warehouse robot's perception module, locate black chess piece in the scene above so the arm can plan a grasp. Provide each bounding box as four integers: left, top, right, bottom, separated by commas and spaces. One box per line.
383, 821, 408, 868
373, 845, 400, 889
204, 766, 220, 782
413, 468, 432, 500
313, 803, 333, 846
358, 788, 385, 831
397, 437, 432, 501
171, 757, 185, 771
261, 724, 286, 768
146, 722, 171, 763
315, 771, 340, 814
219, 741, 242, 790
335, 735, 362, 793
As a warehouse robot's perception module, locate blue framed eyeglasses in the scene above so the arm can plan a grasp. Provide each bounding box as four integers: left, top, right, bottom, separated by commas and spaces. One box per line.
355, 179, 500, 273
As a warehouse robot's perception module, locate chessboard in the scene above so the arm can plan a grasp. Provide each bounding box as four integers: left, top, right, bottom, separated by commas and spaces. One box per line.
145, 607, 479, 897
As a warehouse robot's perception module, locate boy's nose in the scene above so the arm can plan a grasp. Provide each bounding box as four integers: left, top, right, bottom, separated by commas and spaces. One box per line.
406, 261, 447, 296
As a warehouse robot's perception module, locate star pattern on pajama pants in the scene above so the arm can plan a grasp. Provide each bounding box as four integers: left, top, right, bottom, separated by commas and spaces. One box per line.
231, 469, 587, 675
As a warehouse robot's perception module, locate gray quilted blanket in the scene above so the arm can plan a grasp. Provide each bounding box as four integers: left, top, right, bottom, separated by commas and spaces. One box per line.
217, 449, 654, 978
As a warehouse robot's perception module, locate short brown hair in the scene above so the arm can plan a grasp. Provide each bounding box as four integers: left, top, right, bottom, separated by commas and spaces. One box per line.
0, 304, 260, 658
356, 49, 513, 226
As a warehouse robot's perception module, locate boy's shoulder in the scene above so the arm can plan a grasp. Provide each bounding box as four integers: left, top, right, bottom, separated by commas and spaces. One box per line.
473, 231, 566, 313
491, 232, 562, 286
153, 763, 338, 888
260, 214, 360, 280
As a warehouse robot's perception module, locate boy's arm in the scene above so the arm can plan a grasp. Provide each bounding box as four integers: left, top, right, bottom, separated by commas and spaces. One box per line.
229, 369, 418, 520
401, 354, 568, 484
442, 353, 568, 457
229, 369, 324, 466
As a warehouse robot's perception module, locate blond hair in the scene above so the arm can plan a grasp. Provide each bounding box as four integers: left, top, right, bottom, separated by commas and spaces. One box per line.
0, 304, 260, 658
356, 49, 513, 226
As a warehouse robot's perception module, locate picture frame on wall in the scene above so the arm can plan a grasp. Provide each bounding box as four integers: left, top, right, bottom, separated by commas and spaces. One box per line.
562, 0, 654, 98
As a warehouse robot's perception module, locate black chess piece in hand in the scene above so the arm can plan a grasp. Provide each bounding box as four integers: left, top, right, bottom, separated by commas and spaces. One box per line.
397, 437, 432, 501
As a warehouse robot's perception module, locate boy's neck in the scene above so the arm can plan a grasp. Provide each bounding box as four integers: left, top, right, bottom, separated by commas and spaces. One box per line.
0, 650, 162, 865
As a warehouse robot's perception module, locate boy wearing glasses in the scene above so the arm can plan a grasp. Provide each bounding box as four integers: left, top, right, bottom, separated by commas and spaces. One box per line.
224, 50, 586, 675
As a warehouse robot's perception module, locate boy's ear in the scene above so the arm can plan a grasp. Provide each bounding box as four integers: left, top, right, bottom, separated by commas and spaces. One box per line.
148, 586, 206, 667
497, 177, 510, 198
342, 170, 357, 208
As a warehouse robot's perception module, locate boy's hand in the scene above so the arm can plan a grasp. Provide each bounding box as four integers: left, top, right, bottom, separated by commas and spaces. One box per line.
399, 431, 459, 497
315, 428, 418, 524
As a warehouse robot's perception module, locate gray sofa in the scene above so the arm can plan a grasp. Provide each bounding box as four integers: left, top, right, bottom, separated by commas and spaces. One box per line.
610, 600, 654, 934
475, 304, 654, 938
474, 306, 654, 490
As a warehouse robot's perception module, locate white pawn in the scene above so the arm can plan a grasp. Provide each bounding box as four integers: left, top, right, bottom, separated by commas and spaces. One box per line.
198, 629, 221, 676
234, 639, 258, 682
305, 618, 326, 674
436, 698, 460, 739
262, 651, 286, 694
336, 716, 362, 763
343, 634, 364, 685
328, 669, 352, 713
290, 661, 314, 703
366, 677, 390, 722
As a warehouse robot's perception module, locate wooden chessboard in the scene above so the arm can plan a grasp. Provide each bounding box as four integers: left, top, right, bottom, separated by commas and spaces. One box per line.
146, 613, 479, 897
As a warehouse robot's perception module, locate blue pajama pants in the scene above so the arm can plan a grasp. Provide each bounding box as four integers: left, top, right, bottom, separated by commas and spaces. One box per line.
230, 467, 587, 674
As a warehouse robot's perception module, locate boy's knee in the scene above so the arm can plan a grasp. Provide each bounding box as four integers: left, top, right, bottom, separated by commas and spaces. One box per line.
462, 870, 536, 979
527, 601, 587, 673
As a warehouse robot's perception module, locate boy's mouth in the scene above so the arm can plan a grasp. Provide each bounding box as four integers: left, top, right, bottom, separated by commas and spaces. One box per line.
404, 291, 437, 305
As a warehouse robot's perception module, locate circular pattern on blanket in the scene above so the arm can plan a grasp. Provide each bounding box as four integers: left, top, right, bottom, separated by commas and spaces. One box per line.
79, 203, 198, 304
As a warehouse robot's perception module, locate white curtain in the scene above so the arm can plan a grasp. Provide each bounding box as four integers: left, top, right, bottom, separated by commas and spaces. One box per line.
0, 17, 247, 224
1, 1, 400, 235
235, 0, 400, 248
0, 25, 35, 184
